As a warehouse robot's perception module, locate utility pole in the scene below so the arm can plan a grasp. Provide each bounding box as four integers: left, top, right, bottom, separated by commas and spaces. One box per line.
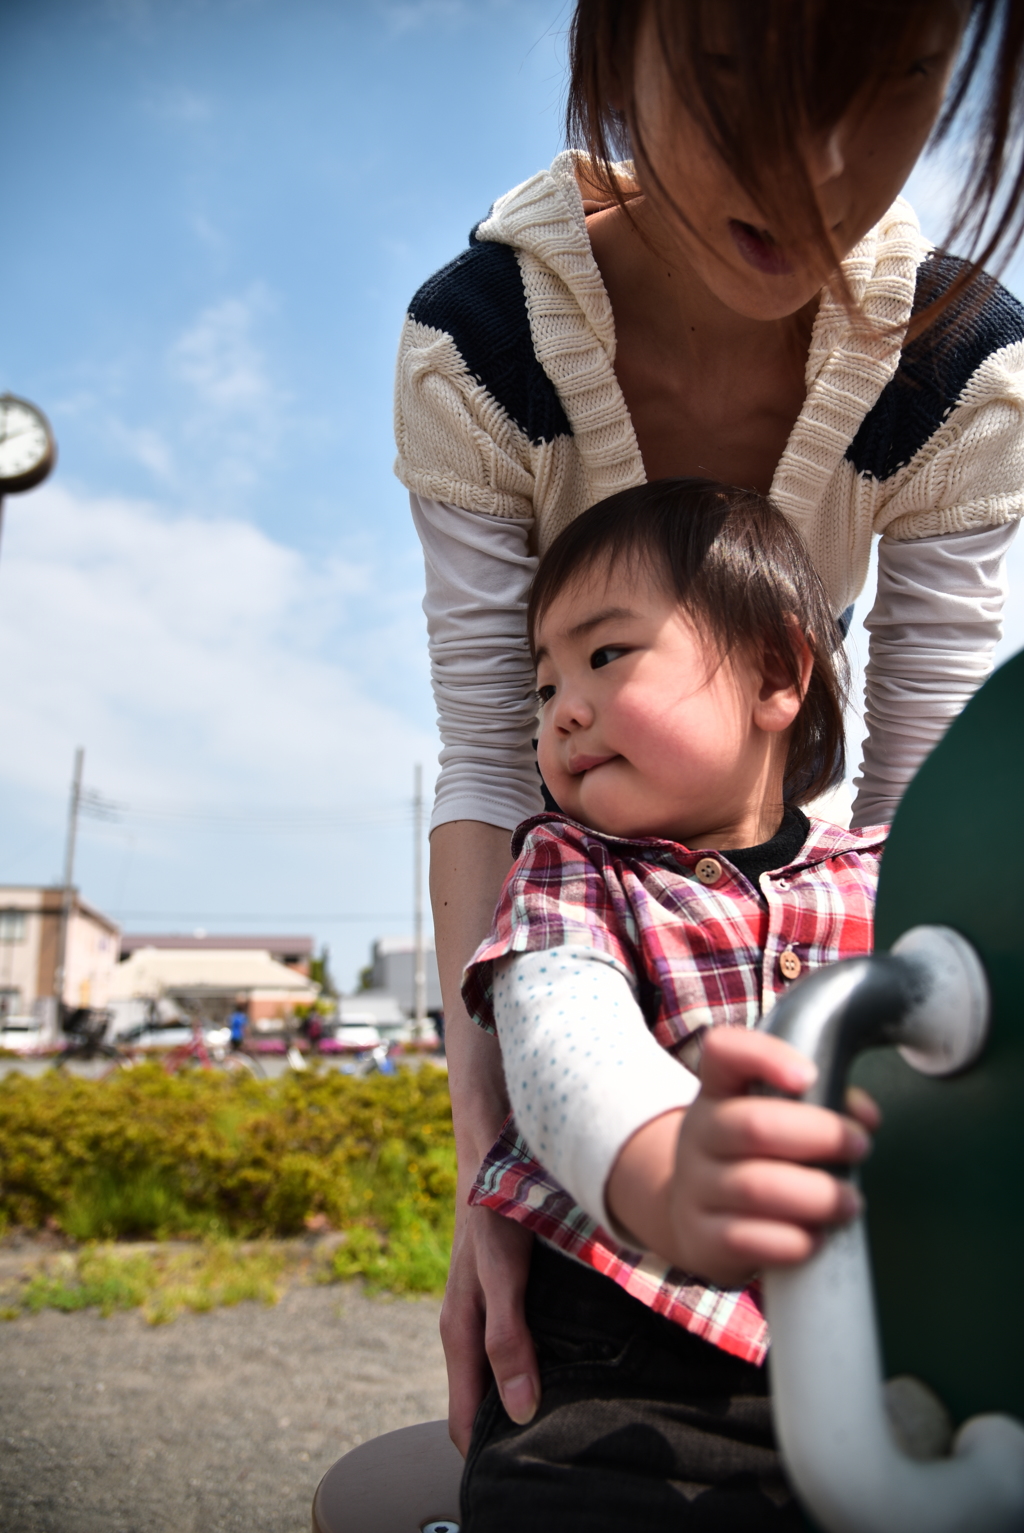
413, 762, 427, 1042
53, 746, 84, 1023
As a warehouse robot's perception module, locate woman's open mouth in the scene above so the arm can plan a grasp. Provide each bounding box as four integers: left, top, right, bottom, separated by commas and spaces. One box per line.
728, 219, 794, 277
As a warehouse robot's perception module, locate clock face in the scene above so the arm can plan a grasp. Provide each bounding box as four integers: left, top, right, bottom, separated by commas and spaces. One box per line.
0, 395, 55, 491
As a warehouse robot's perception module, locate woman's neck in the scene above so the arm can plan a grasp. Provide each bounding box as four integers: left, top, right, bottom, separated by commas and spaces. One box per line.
586, 199, 818, 492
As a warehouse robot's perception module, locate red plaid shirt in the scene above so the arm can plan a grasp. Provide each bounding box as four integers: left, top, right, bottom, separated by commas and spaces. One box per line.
463, 812, 886, 1366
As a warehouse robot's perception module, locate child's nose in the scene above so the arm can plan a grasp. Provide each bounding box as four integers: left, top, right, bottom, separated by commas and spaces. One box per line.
552, 686, 594, 733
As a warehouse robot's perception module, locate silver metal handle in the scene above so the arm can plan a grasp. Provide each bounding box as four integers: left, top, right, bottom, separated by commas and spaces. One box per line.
762, 927, 1024, 1533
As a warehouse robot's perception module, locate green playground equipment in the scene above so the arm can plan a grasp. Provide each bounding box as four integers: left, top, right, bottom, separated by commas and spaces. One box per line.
312, 651, 1024, 1533
763, 647, 1024, 1531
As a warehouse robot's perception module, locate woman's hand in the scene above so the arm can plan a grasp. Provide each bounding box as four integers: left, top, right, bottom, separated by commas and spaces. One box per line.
429, 819, 540, 1453
606, 1027, 879, 1290
441, 1199, 539, 1455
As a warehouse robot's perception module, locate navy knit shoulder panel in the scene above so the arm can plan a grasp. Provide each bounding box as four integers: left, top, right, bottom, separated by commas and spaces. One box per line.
847, 255, 1024, 481
408, 236, 572, 447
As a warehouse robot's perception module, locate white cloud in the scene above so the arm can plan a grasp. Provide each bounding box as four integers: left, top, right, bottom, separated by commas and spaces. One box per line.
145, 85, 214, 125
167, 285, 293, 492
0, 483, 435, 810
171, 285, 278, 419
381, 1, 472, 36
107, 421, 175, 481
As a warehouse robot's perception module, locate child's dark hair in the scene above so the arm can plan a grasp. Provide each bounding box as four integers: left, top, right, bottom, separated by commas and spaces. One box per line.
528, 478, 849, 807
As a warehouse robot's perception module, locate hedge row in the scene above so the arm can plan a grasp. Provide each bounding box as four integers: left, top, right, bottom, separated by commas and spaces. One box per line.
0, 1064, 455, 1291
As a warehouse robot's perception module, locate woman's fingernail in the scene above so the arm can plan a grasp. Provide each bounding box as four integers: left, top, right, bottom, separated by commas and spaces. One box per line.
502, 1373, 537, 1425
848, 1127, 871, 1158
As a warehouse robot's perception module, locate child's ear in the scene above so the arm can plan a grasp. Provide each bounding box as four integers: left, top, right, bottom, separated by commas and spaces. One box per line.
754, 627, 813, 735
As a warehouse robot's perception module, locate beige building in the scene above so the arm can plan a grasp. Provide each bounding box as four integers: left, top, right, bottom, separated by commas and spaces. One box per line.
113, 934, 318, 1026
110, 946, 318, 1026
0, 886, 121, 1033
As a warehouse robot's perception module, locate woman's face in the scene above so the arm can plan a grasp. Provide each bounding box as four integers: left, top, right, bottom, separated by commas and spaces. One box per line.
630, 4, 966, 321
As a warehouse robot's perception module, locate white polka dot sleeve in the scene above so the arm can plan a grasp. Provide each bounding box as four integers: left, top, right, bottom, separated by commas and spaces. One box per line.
491, 945, 701, 1234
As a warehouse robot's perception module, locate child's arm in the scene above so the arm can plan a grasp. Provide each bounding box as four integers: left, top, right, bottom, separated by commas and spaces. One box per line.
606, 1026, 878, 1289
492, 948, 701, 1233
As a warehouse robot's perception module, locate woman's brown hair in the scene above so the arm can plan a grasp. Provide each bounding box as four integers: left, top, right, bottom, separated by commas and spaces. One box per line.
567, 1, 1024, 311
528, 479, 850, 807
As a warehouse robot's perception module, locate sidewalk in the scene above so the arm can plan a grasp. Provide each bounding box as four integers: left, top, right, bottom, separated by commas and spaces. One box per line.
0, 1276, 448, 1531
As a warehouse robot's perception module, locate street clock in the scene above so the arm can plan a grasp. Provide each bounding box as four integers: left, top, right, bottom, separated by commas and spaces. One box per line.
0, 393, 56, 494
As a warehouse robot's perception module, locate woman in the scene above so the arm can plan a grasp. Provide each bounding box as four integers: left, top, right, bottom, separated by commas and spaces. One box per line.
394, 0, 1024, 1464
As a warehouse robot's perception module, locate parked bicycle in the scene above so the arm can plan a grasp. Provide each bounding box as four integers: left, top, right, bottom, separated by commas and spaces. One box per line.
162, 1017, 265, 1079
340, 1042, 398, 1078
53, 1007, 134, 1078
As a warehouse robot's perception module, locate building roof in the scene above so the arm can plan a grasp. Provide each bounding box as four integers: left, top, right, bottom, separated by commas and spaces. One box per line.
109, 948, 319, 1001
372, 935, 436, 957
0, 886, 120, 936
119, 933, 314, 959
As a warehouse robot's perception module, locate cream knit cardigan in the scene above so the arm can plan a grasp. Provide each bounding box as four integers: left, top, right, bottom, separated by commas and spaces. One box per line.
396, 151, 1024, 617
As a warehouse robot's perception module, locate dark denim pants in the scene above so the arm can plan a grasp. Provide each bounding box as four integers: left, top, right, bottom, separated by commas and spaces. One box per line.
462, 1241, 809, 1532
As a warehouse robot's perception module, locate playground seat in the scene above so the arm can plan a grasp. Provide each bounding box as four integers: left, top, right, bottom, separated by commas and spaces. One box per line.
311, 1419, 462, 1533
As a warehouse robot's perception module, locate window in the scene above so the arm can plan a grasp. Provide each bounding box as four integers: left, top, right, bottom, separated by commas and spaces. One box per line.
0, 911, 26, 943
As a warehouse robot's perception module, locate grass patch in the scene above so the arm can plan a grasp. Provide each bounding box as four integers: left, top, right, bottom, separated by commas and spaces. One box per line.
0, 1063, 455, 1299
5, 1240, 288, 1324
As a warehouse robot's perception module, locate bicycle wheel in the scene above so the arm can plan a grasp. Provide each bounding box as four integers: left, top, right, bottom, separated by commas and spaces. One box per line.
54, 1046, 132, 1081
221, 1052, 265, 1080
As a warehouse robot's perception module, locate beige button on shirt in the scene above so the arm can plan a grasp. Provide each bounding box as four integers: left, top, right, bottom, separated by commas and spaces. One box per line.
779, 948, 803, 981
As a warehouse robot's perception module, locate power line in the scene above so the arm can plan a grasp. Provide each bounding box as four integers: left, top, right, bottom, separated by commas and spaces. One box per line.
114, 912, 408, 922
79, 799, 414, 831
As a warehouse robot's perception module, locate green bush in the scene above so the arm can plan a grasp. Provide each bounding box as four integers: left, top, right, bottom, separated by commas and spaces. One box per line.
0, 1064, 455, 1293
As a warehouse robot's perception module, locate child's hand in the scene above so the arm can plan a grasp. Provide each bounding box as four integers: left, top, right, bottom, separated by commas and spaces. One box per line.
668, 1027, 875, 1289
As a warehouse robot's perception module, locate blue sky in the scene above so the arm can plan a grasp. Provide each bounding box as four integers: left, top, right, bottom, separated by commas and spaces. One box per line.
0, 0, 572, 988
1, 0, 1022, 990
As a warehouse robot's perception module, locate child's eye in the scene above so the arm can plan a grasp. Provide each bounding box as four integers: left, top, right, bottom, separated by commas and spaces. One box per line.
590, 645, 629, 670
536, 684, 555, 705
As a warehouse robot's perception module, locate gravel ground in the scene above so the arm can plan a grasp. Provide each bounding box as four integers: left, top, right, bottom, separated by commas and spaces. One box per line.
0, 1274, 448, 1533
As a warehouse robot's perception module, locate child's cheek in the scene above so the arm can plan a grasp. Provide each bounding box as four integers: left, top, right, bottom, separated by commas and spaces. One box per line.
609, 691, 663, 752
536, 727, 571, 801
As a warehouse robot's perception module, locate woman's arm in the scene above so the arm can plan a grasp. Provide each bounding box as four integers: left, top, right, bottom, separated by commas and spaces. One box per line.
851, 522, 1015, 827
413, 493, 548, 1449
412, 493, 542, 831
432, 820, 541, 1453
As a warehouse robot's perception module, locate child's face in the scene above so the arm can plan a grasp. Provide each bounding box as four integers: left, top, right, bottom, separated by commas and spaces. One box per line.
534, 561, 798, 848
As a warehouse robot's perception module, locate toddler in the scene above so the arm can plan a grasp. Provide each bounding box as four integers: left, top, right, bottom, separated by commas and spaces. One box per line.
459, 477, 885, 1531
